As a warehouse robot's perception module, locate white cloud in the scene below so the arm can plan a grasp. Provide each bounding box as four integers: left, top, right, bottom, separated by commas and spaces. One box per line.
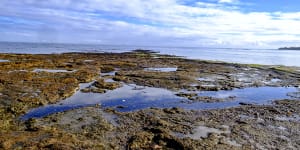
0, 0, 299, 48
218, 0, 237, 3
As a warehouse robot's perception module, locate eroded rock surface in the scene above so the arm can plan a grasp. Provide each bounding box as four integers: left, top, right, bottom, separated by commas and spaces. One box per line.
0, 51, 299, 149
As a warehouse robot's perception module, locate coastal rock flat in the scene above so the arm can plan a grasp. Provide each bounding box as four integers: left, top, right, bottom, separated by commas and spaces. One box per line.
0, 51, 299, 149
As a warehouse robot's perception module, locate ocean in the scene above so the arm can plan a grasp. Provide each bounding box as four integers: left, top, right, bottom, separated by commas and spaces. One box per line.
0, 42, 300, 67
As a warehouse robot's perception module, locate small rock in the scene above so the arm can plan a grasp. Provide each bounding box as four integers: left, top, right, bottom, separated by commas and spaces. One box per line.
116, 105, 126, 109
239, 102, 253, 106
95, 103, 101, 108
235, 119, 248, 124
77, 117, 84, 121
25, 118, 39, 131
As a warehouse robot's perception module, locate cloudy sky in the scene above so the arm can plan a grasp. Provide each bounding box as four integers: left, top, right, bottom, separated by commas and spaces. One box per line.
0, 0, 300, 48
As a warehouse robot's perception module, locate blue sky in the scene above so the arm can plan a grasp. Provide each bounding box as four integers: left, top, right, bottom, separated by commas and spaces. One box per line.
1, 0, 300, 48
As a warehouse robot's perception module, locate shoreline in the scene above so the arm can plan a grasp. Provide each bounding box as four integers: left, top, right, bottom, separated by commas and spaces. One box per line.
0, 51, 299, 149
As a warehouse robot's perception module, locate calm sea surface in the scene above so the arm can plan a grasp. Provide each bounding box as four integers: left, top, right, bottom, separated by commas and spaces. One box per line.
1, 42, 300, 67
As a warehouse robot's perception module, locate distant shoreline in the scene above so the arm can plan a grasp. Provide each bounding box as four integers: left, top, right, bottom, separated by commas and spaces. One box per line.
278, 47, 300, 50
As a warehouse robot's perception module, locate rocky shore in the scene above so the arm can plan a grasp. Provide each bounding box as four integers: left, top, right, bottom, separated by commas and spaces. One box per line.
0, 50, 299, 149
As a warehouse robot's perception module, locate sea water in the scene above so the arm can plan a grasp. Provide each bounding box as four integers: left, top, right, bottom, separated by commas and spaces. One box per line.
1, 42, 300, 66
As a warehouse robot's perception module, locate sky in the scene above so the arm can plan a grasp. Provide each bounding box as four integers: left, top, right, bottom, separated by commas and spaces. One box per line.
0, 0, 300, 48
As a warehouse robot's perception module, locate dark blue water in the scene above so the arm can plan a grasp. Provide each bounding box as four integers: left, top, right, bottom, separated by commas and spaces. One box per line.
20, 83, 299, 120
198, 87, 297, 103
20, 105, 89, 120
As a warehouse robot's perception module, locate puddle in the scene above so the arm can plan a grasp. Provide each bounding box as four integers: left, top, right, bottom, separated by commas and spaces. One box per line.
270, 78, 281, 83
104, 79, 116, 83
239, 114, 255, 120
186, 126, 229, 139
268, 125, 287, 131
33, 69, 76, 73
198, 75, 233, 85
21, 83, 185, 120
287, 92, 300, 98
263, 78, 282, 85
198, 87, 298, 104
198, 77, 215, 82
175, 125, 241, 147
224, 138, 242, 147
101, 71, 117, 76
8, 70, 28, 73
275, 115, 300, 122
180, 125, 239, 147
239, 114, 264, 122
101, 70, 118, 82
21, 83, 299, 120
231, 72, 262, 83
83, 60, 94, 62
144, 67, 177, 72
0, 59, 9, 62
21, 104, 92, 121
200, 84, 216, 87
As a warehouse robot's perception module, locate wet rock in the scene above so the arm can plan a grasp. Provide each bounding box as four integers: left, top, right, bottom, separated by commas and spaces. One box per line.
112, 75, 127, 82
77, 117, 84, 121
80, 88, 91, 93
116, 105, 126, 109
25, 118, 39, 131
239, 102, 253, 106
74, 69, 98, 83
175, 92, 197, 99
100, 66, 115, 73
163, 107, 184, 114
287, 92, 300, 98
127, 131, 185, 150
193, 96, 236, 103
91, 88, 107, 93
93, 78, 121, 90
235, 119, 248, 125
1, 51, 300, 149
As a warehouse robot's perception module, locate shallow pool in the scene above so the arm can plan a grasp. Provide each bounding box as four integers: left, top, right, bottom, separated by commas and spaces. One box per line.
144, 67, 177, 72
0, 59, 9, 62
33, 69, 76, 73
21, 82, 299, 120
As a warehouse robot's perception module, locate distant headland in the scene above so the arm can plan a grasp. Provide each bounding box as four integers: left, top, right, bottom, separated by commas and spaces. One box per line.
278, 47, 300, 50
